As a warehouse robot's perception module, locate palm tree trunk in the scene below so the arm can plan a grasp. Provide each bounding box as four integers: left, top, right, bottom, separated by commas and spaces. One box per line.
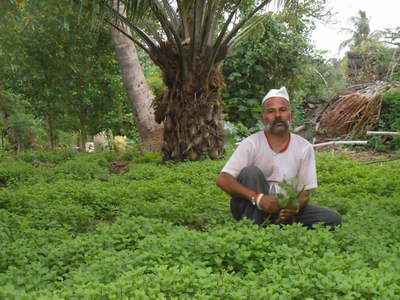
111, 0, 161, 143
155, 65, 226, 161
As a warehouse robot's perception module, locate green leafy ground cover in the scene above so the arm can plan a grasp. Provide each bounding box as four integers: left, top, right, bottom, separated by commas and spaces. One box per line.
1, 151, 400, 299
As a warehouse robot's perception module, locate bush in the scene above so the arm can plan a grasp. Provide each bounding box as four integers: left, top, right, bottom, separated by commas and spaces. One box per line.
14, 148, 76, 164
0, 161, 40, 184
381, 89, 400, 131
117, 147, 141, 161
131, 150, 163, 165
1, 152, 400, 299
53, 158, 108, 181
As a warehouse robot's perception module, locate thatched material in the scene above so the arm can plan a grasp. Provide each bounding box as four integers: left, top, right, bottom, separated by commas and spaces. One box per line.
313, 81, 400, 140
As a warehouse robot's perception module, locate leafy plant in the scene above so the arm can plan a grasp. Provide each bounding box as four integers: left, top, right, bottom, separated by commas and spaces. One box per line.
223, 120, 264, 149
1, 151, 400, 299
381, 89, 400, 132
276, 177, 304, 207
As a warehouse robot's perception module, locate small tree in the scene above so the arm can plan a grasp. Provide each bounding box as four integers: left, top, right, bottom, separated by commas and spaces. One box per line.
0, 92, 39, 152
0, 0, 127, 150
90, 0, 306, 161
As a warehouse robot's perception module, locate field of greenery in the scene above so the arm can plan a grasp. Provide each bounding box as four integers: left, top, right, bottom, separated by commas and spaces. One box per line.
1, 149, 400, 299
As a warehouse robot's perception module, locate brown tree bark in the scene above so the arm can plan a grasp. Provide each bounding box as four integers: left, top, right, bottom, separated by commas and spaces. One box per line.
44, 118, 55, 151
78, 117, 87, 152
111, 0, 162, 144
154, 65, 226, 161
0, 112, 17, 149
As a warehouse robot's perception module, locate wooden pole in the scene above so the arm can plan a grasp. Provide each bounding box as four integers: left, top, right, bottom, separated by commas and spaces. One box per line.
366, 131, 400, 136
313, 141, 368, 147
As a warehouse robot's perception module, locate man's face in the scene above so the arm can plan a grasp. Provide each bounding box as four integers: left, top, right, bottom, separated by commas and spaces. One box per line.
261, 97, 294, 136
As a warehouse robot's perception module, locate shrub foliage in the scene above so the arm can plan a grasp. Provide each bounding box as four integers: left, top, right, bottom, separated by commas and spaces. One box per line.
1, 151, 400, 299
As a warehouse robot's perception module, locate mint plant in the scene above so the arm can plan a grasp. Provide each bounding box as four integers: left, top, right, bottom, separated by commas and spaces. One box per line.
1, 152, 400, 299
276, 177, 303, 207
273, 177, 307, 225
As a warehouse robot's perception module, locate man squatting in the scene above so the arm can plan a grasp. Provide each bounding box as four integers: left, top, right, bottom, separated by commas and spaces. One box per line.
216, 87, 342, 229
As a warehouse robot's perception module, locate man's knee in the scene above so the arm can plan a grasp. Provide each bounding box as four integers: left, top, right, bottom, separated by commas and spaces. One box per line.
329, 210, 342, 227
298, 205, 342, 229
238, 165, 263, 180
236, 165, 269, 196
322, 209, 342, 229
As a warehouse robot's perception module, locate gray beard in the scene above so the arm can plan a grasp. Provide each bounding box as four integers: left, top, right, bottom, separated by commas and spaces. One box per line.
265, 118, 291, 135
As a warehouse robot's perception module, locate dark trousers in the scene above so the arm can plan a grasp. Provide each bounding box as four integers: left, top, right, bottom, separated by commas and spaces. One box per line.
230, 166, 342, 229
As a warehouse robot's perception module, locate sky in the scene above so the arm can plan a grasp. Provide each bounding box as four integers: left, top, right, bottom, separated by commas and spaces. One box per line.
310, 0, 400, 58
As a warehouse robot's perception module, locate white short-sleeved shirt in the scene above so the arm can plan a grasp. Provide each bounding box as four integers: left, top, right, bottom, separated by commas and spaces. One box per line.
221, 131, 317, 194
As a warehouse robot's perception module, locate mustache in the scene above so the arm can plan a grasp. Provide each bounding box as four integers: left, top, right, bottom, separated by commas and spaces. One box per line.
271, 118, 287, 126
265, 117, 290, 129
264, 117, 291, 134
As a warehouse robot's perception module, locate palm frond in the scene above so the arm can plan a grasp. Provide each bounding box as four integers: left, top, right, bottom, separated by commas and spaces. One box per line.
199, 0, 217, 51
176, 0, 190, 39
176, 0, 196, 16
338, 39, 354, 52
277, 0, 301, 24
120, 0, 148, 22
206, 0, 230, 47
338, 9, 382, 51
221, 0, 274, 48
227, 12, 272, 51
146, 0, 176, 47
370, 30, 382, 41
108, 2, 167, 67
160, 0, 179, 30
141, 18, 164, 45
189, 0, 198, 64
203, 0, 245, 77
149, 0, 189, 83
338, 28, 357, 36
104, 18, 150, 54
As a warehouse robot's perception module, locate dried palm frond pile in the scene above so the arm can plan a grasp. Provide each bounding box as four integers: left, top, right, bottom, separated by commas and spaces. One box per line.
313, 81, 400, 140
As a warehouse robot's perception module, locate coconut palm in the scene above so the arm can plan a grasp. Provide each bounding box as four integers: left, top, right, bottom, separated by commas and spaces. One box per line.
338, 10, 381, 52
96, 0, 301, 161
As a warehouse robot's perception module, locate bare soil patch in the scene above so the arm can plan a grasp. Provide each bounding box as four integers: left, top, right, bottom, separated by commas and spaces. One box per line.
109, 161, 129, 174
345, 150, 392, 162
0, 181, 7, 189
316, 146, 392, 163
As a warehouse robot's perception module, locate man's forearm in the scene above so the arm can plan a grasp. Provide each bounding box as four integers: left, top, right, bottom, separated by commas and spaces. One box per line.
297, 190, 310, 210
217, 172, 280, 214
216, 172, 255, 201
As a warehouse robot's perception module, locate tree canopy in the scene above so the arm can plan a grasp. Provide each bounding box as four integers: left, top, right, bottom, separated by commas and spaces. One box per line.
338, 10, 381, 52
84, 0, 329, 161
0, 0, 132, 150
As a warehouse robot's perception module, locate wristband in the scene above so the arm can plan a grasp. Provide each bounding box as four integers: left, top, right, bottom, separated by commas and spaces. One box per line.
295, 203, 300, 214
251, 192, 261, 206
256, 193, 264, 210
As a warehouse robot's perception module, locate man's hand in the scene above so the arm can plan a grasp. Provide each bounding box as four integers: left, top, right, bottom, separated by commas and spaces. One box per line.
259, 195, 280, 214
279, 203, 299, 220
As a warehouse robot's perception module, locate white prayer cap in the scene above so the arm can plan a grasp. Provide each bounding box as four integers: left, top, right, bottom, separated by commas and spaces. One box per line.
262, 86, 289, 105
